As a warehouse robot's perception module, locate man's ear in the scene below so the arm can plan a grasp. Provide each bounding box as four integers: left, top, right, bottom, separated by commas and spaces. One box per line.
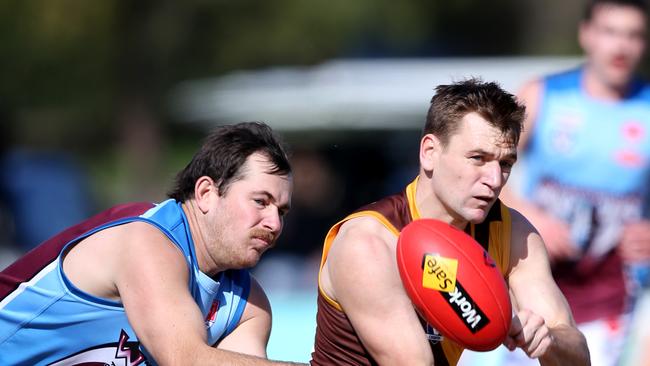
420, 133, 441, 172
578, 20, 591, 53
194, 176, 216, 214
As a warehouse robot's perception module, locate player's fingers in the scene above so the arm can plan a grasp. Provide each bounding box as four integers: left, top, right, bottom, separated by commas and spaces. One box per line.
529, 331, 554, 359
622, 221, 650, 239
503, 334, 524, 351
521, 312, 545, 343
525, 322, 550, 358
507, 313, 525, 348
510, 309, 543, 354
503, 335, 516, 351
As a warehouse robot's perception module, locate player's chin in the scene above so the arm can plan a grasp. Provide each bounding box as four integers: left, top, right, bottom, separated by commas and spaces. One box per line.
465, 208, 489, 224
237, 251, 265, 269
606, 67, 634, 86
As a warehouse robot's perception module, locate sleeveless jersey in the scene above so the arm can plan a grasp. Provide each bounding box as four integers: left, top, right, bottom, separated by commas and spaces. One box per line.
522, 67, 650, 323
0, 199, 250, 365
311, 178, 512, 366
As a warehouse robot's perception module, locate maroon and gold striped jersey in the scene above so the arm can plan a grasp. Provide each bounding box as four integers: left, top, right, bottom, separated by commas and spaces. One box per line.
311, 178, 512, 366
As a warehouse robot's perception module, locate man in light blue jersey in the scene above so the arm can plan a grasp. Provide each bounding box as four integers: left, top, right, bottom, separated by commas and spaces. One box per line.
0, 122, 305, 365
463, 1, 650, 366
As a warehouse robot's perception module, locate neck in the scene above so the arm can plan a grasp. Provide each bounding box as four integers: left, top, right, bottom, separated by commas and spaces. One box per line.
182, 200, 223, 276
582, 66, 631, 101
414, 176, 469, 231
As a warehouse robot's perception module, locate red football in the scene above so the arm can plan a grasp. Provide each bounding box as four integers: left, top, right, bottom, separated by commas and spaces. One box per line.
396, 218, 512, 351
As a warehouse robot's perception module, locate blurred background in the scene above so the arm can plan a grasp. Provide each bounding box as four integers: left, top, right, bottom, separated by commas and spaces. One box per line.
0, 0, 647, 362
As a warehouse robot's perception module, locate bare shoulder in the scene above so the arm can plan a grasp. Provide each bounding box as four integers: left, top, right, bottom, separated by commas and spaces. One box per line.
322, 216, 398, 301
516, 78, 544, 149
63, 220, 187, 300
509, 207, 537, 237
240, 275, 272, 324
73, 220, 179, 251
508, 207, 541, 249
329, 216, 396, 266
506, 207, 551, 278
115, 221, 188, 278
319, 217, 434, 364
517, 78, 543, 104
107, 221, 187, 268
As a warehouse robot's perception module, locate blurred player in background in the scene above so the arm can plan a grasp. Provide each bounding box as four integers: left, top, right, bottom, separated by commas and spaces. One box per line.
310, 79, 589, 366
0, 122, 306, 365
496, 0, 650, 365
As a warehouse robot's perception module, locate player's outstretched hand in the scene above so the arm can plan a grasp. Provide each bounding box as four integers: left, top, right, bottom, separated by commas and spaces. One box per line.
503, 309, 555, 359
620, 220, 650, 263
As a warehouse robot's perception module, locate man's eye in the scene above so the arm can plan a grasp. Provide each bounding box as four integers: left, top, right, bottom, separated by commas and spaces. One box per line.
254, 199, 266, 206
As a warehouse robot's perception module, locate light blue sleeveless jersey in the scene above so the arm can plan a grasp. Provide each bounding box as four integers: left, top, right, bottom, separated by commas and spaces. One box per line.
523, 67, 650, 257
0, 199, 250, 365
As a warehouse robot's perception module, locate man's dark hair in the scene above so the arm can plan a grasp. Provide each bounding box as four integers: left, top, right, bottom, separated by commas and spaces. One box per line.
168, 121, 291, 202
583, 0, 648, 21
425, 78, 525, 147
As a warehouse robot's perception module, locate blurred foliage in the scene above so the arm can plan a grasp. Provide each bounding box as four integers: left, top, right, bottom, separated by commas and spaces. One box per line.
0, 0, 603, 204
0, 0, 586, 135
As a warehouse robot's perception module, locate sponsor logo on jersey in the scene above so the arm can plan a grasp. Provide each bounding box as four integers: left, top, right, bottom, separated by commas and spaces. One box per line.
205, 299, 220, 328
49, 329, 146, 366
425, 322, 443, 344
616, 120, 645, 168
550, 110, 583, 155
615, 150, 644, 168
622, 121, 645, 142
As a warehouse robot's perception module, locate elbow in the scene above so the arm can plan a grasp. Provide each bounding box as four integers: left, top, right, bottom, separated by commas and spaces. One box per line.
149, 343, 204, 366
375, 350, 434, 366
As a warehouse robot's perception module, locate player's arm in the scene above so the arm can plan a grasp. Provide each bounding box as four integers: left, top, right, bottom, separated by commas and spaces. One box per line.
514, 78, 541, 150
619, 220, 650, 265
217, 275, 271, 357
506, 208, 590, 366
323, 217, 434, 366
116, 222, 304, 365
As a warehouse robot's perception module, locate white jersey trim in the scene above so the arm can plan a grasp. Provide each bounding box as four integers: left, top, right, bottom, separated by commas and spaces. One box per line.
0, 260, 58, 310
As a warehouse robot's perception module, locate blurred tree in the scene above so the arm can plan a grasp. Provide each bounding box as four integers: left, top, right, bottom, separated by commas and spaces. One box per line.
0, 0, 605, 207
0, 1, 116, 150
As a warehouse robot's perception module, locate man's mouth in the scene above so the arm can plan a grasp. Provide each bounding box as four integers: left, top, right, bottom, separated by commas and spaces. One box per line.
610, 55, 630, 70
475, 195, 494, 204
251, 231, 275, 249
